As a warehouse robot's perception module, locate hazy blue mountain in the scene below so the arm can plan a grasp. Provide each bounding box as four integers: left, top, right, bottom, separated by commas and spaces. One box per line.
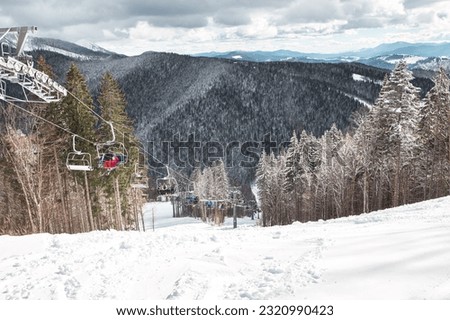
194, 41, 450, 70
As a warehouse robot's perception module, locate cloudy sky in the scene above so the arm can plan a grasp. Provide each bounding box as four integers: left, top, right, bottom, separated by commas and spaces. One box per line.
1, 0, 450, 56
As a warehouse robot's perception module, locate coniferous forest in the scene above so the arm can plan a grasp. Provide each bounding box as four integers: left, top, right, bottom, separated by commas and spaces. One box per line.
0, 58, 146, 234
256, 62, 450, 226
0, 47, 449, 234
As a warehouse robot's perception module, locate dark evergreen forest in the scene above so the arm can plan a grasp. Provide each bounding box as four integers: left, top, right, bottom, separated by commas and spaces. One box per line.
29, 49, 433, 182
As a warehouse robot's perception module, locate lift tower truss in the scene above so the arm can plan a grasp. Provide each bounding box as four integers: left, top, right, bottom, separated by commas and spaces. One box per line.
0, 26, 67, 103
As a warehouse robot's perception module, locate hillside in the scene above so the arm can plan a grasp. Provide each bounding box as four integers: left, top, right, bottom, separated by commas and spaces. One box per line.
1, 196, 449, 300
26, 38, 434, 181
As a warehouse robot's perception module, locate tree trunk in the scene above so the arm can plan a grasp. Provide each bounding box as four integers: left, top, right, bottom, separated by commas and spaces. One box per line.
54, 146, 68, 232
114, 177, 123, 230
392, 148, 401, 207
363, 170, 369, 213
83, 171, 95, 231
75, 178, 86, 232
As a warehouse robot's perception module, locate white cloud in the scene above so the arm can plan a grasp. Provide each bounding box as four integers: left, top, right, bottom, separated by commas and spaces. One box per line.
1, 0, 449, 55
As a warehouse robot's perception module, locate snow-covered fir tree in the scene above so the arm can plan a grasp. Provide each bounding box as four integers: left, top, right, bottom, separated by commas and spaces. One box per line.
417, 67, 450, 198
255, 61, 449, 226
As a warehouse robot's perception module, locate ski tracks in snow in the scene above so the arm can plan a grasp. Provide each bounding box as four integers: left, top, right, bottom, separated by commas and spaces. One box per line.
165, 226, 331, 300
0, 232, 156, 299
2, 197, 450, 300
223, 230, 330, 300
0, 222, 331, 300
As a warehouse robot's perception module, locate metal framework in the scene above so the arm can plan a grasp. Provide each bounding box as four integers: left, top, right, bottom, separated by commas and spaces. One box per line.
0, 26, 67, 103
66, 135, 94, 171
130, 163, 149, 189
130, 146, 148, 189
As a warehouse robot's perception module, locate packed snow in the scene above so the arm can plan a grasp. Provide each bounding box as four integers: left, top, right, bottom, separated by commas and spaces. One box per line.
352, 73, 382, 85
25, 43, 91, 61
75, 39, 114, 54
1, 197, 450, 300
380, 55, 427, 65
352, 73, 368, 82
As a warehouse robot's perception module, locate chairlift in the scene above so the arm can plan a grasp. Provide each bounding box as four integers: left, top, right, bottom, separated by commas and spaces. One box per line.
130, 163, 148, 189
156, 166, 178, 196
97, 122, 128, 173
66, 135, 94, 171
185, 191, 199, 205
205, 200, 214, 208
129, 146, 148, 188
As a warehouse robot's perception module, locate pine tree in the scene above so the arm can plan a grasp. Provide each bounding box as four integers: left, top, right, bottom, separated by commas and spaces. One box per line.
253, 63, 447, 228
256, 152, 271, 227
283, 130, 308, 222
212, 159, 229, 200
58, 64, 97, 150
387, 61, 421, 206
283, 131, 300, 193
203, 166, 215, 199
368, 61, 421, 208
65, 64, 97, 231
35, 56, 71, 232
191, 167, 206, 199
98, 72, 134, 142
353, 112, 376, 213
97, 72, 141, 230
323, 124, 345, 218
418, 67, 450, 198
303, 134, 322, 221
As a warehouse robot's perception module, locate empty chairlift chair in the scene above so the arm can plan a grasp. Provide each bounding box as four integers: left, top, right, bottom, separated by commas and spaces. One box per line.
130, 163, 148, 189
66, 135, 94, 171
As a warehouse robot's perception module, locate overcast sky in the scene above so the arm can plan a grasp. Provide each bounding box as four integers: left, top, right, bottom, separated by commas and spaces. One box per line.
1, 0, 450, 56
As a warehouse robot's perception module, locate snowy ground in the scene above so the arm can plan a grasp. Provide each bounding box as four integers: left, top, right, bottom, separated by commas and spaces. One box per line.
0, 197, 450, 300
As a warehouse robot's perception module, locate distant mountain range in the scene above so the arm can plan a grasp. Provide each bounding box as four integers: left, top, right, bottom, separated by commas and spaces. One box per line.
27, 37, 450, 72
193, 41, 450, 71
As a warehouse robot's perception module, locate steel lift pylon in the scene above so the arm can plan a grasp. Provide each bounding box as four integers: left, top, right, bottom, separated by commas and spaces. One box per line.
0, 26, 67, 103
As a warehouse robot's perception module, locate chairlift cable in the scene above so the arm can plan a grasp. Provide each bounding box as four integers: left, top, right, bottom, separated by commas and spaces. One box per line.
66, 90, 130, 133
168, 167, 192, 184
5, 94, 188, 183
65, 89, 171, 168
66, 88, 195, 181
66, 89, 162, 163
3, 100, 96, 145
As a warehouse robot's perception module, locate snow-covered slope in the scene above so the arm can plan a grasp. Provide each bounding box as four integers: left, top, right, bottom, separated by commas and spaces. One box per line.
75, 39, 116, 55
26, 37, 122, 60
1, 197, 449, 300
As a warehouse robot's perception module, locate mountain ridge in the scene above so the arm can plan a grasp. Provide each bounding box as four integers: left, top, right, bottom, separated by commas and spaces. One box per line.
193, 41, 450, 71
23, 38, 434, 182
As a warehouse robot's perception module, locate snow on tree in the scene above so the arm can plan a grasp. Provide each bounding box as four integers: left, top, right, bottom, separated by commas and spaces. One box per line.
417, 67, 450, 198
211, 159, 230, 200
255, 61, 449, 227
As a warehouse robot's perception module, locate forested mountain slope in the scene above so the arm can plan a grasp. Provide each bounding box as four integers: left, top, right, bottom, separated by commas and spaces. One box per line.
27, 40, 433, 181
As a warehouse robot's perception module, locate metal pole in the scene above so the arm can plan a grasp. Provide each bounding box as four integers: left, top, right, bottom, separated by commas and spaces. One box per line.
140, 206, 146, 232
233, 204, 237, 229
171, 196, 175, 218
152, 207, 155, 232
